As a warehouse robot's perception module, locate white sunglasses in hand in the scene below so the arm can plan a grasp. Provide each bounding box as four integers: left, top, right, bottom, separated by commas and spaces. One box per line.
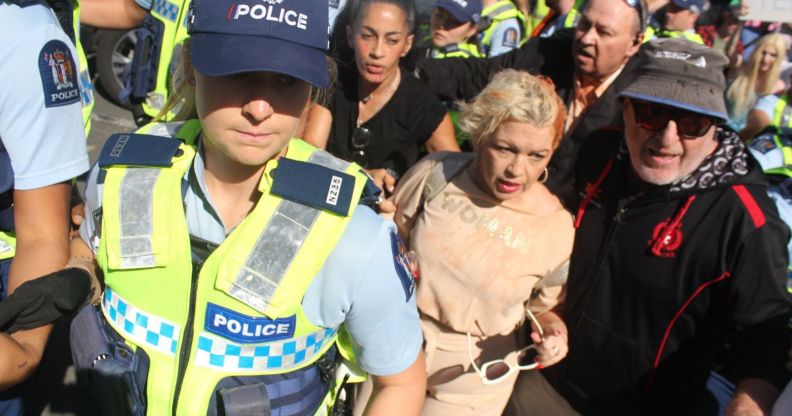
467, 309, 545, 385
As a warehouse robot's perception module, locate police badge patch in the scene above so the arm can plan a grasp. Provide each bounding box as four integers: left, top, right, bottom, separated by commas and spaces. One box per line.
38, 40, 80, 108
502, 28, 518, 48
390, 231, 415, 301
750, 135, 778, 154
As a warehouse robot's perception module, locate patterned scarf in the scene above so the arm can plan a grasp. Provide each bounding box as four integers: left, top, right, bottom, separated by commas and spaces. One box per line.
670, 129, 749, 193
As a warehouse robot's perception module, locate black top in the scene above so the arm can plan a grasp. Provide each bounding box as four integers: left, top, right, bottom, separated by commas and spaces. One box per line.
326, 64, 447, 179
543, 127, 792, 415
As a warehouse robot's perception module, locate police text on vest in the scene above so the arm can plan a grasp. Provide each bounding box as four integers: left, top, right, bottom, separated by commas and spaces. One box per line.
205, 303, 296, 343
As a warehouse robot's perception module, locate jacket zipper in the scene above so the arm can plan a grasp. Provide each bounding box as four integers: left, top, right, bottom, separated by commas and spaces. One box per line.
171, 261, 202, 415
572, 202, 628, 333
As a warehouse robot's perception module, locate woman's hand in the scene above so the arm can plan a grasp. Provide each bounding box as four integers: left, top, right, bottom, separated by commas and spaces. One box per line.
365, 168, 397, 195
529, 310, 568, 368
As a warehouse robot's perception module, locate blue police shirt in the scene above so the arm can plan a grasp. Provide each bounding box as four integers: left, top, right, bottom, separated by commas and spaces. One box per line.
135, 0, 153, 11
482, 17, 522, 57
753, 94, 780, 122
749, 136, 792, 292
79, 137, 423, 376
0, 2, 89, 190
328, 0, 348, 33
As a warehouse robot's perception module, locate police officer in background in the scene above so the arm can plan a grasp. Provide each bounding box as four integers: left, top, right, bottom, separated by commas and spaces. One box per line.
748, 127, 792, 295
0, 0, 96, 414
653, 0, 705, 44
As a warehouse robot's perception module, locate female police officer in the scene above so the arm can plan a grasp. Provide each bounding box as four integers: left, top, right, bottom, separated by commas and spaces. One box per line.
68, 0, 426, 414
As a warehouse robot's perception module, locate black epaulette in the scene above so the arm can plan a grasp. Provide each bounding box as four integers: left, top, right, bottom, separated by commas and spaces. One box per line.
97, 133, 183, 168
270, 158, 357, 217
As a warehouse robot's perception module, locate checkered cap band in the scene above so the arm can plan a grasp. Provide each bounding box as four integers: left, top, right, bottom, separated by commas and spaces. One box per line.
194, 327, 336, 372
102, 288, 180, 355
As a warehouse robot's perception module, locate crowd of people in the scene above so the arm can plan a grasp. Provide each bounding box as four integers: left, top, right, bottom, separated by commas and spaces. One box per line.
2, 0, 792, 415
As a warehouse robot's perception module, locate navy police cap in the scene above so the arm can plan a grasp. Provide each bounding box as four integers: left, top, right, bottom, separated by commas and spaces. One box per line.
189, 0, 329, 88
670, 0, 703, 13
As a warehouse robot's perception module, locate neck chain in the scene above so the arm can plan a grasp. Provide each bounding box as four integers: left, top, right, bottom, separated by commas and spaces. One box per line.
357, 68, 400, 127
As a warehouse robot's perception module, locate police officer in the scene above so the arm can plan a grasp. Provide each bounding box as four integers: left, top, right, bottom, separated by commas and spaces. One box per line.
69, 0, 426, 415
479, 0, 526, 57
654, 0, 705, 44
531, 0, 580, 38
428, 0, 483, 59
0, 0, 92, 413
748, 127, 792, 295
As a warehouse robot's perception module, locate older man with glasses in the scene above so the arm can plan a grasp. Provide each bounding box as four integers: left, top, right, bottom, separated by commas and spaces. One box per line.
415, 0, 647, 193
507, 38, 792, 415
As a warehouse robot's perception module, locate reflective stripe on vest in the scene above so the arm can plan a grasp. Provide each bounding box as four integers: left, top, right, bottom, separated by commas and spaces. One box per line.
773, 96, 792, 129
0, 231, 15, 261
480, 0, 527, 49
221, 149, 354, 314
73, 0, 94, 134
98, 121, 368, 415
655, 29, 705, 45
766, 132, 792, 178
432, 42, 482, 59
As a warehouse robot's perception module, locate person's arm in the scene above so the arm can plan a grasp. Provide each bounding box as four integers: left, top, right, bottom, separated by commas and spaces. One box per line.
485, 19, 523, 58
0, 22, 90, 390
363, 351, 426, 416
414, 36, 545, 102
80, 0, 148, 29
725, 378, 779, 415
740, 108, 772, 141
301, 104, 332, 149
724, 202, 792, 413
0, 182, 72, 389
424, 114, 459, 153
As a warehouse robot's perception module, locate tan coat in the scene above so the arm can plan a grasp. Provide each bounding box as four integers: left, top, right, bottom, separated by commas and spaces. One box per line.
391, 153, 575, 415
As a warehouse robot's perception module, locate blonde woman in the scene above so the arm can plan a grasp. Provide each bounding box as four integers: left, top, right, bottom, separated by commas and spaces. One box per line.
725, 33, 787, 132
390, 70, 573, 415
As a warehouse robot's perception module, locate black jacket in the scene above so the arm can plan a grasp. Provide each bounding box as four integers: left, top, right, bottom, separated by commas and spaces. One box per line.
543, 128, 792, 415
414, 30, 640, 192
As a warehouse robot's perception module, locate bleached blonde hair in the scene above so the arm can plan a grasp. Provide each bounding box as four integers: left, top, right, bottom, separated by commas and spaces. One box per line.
459, 69, 567, 150
725, 33, 787, 121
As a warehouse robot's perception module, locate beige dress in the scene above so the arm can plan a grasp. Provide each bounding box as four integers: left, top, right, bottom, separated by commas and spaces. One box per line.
392, 153, 575, 416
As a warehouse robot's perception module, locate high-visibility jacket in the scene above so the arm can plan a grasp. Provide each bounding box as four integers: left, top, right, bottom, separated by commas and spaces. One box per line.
124, 0, 191, 121
479, 0, 528, 51
96, 120, 369, 415
655, 28, 705, 45
431, 41, 482, 59
772, 95, 792, 130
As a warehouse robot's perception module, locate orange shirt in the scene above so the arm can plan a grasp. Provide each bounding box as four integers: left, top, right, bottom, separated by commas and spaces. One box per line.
564, 66, 626, 134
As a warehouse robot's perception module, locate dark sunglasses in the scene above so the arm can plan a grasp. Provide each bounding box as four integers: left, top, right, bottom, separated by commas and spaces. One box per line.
623, 0, 647, 34
351, 126, 371, 166
630, 100, 716, 137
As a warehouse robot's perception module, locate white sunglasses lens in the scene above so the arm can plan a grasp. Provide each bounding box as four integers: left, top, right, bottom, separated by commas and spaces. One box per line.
517, 348, 539, 367
484, 362, 511, 381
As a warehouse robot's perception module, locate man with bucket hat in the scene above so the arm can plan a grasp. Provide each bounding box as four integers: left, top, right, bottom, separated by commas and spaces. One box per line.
508, 38, 791, 415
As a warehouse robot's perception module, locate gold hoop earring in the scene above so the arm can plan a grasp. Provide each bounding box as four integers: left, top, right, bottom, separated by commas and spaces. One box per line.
538, 167, 549, 184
